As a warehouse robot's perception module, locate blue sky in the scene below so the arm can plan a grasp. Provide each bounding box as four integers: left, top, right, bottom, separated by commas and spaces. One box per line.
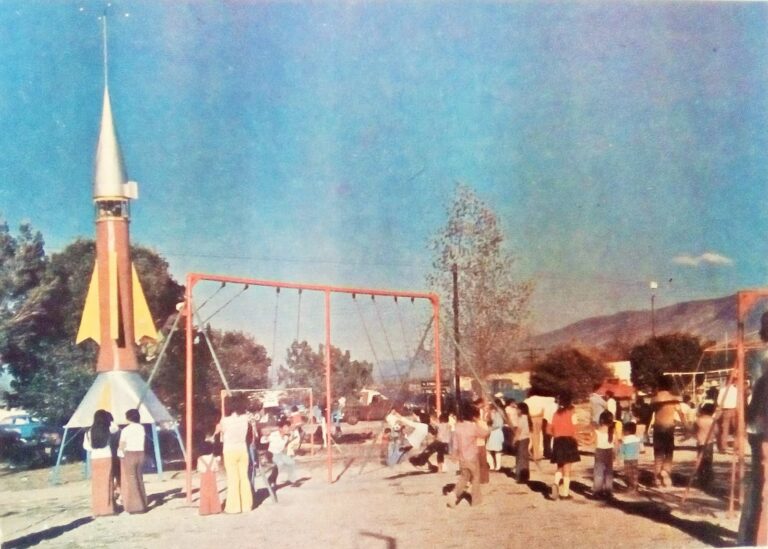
1, 1, 767, 354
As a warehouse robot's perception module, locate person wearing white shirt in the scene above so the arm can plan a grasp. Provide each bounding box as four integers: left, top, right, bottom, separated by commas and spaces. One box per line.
524, 392, 550, 461
718, 381, 738, 452
83, 409, 119, 516
267, 420, 298, 487
542, 396, 558, 460
215, 395, 253, 513
118, 408, 147, 514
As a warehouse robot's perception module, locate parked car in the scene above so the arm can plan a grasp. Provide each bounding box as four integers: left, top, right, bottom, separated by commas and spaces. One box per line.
343, 394, 394, 425
0, 413, 62, 467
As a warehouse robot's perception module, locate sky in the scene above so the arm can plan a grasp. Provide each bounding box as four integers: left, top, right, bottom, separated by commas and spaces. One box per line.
1, 1, 767, 367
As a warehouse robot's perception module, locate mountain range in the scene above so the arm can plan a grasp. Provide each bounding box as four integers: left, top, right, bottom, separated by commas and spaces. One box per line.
528, 294, 745, 350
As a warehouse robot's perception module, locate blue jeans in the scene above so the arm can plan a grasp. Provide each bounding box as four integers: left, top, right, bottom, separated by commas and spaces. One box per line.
593, 448, 614, 494
271, 453, 296, 483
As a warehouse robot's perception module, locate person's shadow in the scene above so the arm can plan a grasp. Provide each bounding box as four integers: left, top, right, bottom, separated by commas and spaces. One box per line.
2, 517, 94, 548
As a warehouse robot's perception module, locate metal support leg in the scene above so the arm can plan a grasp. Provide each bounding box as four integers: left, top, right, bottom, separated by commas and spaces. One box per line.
151, 423, 164, 480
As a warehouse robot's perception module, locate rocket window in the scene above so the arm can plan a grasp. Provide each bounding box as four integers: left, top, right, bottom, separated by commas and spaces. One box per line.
96, 200, 129, 219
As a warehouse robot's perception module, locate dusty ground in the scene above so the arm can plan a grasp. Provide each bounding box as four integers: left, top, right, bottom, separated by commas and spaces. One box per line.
0, 424, 746, 549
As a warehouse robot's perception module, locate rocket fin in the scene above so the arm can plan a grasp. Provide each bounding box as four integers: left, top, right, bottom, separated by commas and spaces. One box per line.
132, 264, 157, 342
76, 264, 101, 344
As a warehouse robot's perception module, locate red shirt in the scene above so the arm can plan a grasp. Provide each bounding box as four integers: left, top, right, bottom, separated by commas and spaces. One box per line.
550, 408, 577, 438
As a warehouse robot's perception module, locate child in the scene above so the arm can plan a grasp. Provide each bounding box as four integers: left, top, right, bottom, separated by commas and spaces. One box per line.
695, 403, 716, 488
618, 422, 641, 492
197, 438, 222, 515
593, 410, 615, 499
446, 403, 483, 508
548, 392, 580, 500
513, 402, 532, 483
486, 400, 505, 471
380, 427, 392, 463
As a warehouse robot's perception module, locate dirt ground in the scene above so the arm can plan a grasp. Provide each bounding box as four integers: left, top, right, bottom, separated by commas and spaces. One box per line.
0, 423, 747, 549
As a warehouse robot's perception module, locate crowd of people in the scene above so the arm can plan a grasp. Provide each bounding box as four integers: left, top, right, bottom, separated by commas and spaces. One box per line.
376, 371, 767, 541
80, 373, 768, 545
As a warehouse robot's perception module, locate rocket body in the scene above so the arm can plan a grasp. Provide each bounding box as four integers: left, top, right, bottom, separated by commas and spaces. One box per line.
76, 86, 156, 371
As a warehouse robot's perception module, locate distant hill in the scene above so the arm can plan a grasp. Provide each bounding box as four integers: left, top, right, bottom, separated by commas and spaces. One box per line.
528, 294, 741, 350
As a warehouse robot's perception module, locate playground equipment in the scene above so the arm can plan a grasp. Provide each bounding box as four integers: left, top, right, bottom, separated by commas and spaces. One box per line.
182, 272, 442, 502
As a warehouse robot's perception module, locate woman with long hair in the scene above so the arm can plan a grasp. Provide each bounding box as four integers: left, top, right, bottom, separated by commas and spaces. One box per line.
83, 409, 118, 516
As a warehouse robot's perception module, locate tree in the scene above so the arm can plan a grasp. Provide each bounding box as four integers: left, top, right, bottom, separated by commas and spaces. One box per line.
0, 220, 50, 387
629, 333, 707, 391
0, 232, 186, 424
279, 340, 373, 400
530, 347, 611, 400
427, 183, 533, 377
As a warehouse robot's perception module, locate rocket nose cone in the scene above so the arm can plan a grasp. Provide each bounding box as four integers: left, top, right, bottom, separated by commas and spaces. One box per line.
93, 87, 128, 198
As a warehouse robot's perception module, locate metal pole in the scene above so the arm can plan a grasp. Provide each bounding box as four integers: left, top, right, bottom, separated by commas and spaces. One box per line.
325, 289, 333, 483
433, 296, 442, 418
184, 276, 195, 503
151, 423, 164, 481
452, 264, 461, 413
651, 293, 656, 338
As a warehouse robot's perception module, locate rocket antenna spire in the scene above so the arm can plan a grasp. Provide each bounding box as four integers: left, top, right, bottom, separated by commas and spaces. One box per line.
101, 13, 109, 88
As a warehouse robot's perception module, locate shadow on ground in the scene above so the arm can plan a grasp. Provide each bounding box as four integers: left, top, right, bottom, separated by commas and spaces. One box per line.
2, 516, 93, 549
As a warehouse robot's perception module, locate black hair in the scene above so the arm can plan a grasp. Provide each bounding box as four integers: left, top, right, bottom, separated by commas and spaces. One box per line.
599, 410, 615, 443
657, 375, 674, 392
459, 401, 479, 421
517, 402, 533, 430
557, 391, 573, 410
225, 394, 248, 416
199, 439, 214, 455
623, 421, 637, 435
90, 409, 113, 449
700, 403, 716, 416
126, 408, 141, 424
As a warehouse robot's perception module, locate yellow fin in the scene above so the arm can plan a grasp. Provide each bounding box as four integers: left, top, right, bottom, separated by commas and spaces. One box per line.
132, 264, 157, 342
76, 264, 101, 344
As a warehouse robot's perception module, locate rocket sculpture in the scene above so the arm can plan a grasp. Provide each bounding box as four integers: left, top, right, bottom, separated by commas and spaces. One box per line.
74, 79, 156, 370
65, 21, 174, 430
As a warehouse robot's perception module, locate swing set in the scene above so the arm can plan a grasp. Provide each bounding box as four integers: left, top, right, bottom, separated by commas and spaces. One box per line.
182, 272, 442, 502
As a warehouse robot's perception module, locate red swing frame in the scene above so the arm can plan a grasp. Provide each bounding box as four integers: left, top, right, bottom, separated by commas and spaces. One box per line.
183, 272, 442, 502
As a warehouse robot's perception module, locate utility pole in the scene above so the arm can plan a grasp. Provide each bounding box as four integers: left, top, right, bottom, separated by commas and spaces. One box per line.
650, 281, 658, 338
452, 263, 461, 412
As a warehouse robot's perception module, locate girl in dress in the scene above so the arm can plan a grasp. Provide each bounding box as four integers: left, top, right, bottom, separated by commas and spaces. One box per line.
548, 392, 580, 500
197, 438, 222, 515
486, 400, 505, 471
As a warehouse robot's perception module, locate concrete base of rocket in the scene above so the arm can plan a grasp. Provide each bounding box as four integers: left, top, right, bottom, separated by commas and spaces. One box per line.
65, 370, 174, 428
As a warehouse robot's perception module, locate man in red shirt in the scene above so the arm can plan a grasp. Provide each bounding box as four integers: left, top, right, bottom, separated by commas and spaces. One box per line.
446, 403, 482, 507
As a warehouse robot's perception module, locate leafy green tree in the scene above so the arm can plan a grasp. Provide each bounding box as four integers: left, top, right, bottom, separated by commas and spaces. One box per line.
427, 184, 533, 377
279, 340, 373, 401
0, 220, 50, 387
629, 333, 707, 391
530, 347, 611, 400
